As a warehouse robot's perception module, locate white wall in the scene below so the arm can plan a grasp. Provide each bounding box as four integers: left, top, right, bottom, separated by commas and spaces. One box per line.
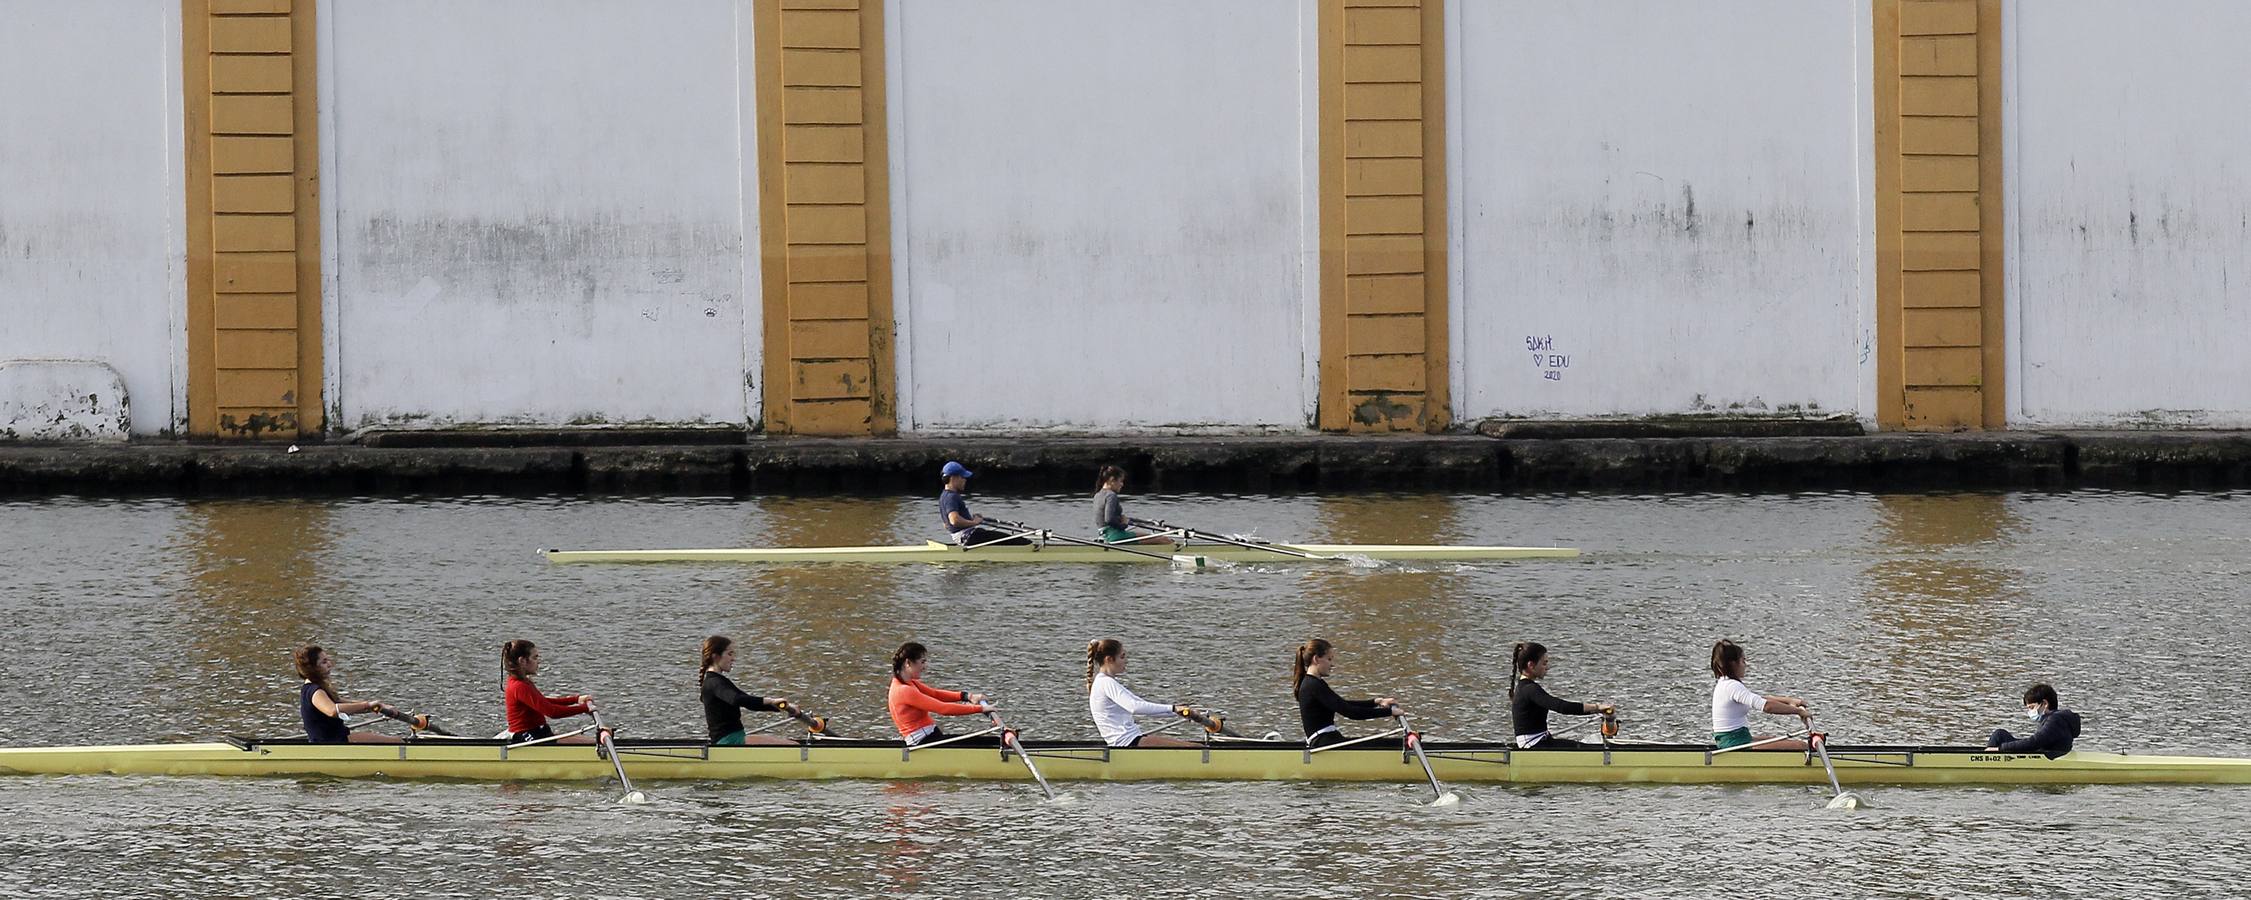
2008, 1, 2251, 427
889, 0, 1318, 432
1449, 1, 1871, 423
0, 1, 184, 436
321, 0, 759, 431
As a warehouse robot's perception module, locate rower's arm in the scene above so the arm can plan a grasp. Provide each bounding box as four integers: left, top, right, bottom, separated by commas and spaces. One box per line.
1312, 680, 1393, 719
711, 678, 771, 713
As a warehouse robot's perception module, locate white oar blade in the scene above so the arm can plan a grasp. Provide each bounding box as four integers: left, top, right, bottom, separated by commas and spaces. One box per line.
1169, 554, 1208, 569
1826, 792, 1866, 810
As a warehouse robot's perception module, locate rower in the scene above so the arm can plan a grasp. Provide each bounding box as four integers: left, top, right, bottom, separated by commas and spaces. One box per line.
293, 645, 403, 745
1292, 638, 1400, 748
699, 635, 795, 746
1983, 683, 2081, 759
1092, 465, 1171, 545
888, 641, 991, 745
1085, 639, 1199, 748
1709, 639, 1812, 750
502, 639, 596, 744
938, 460, 1029, 546
1509, 641, 1614, 748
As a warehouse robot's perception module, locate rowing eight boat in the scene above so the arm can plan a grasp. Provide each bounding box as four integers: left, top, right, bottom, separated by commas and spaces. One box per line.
5, 737, 2245, 785
541, 541, 1579, 565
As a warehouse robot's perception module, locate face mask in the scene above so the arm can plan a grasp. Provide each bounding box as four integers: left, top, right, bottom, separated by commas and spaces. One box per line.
2025, 707, 2043, 721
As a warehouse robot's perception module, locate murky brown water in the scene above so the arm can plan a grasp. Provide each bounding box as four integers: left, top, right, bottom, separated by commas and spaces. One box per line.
3, 490, 2248, 897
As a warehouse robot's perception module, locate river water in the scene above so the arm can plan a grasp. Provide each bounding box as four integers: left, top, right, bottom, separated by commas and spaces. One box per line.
1, 489, 2247, 898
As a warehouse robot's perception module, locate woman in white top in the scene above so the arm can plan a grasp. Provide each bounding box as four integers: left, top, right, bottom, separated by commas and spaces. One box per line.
1709, 639, 1812, 750
1086, 639, 1198, 748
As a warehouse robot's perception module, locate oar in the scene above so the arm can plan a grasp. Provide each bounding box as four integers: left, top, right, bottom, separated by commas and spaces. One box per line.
285, 704, 453, 740
1809, 732, 1865, 809
773, 700, 839, 738
1395, 714, 1459, 806
1129, 517, 1344, 562
377, 706, 456, 737
1181, 708, 1245, 739
589, 709, 650, 805
980, 517, 1206, 567
989, 712, 1056, 801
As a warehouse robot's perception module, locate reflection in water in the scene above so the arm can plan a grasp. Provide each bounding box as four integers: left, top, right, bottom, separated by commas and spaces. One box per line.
741, 497, 907, 723
877, 783, 944, 893
1299, 496, 1468, 714
1860, 493, 2028, 735
179, 499, 334, 736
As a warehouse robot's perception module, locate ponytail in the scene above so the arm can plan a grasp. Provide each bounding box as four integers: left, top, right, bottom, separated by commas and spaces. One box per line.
293, 645, 337, 704
891, 641, 927, 680
1292, 638, 1332, 692
699, 635, 732, 686
502, 639, 536, 681
1509, 641, 1547, 699
1710, 639, 1744, 679
1096, 464, 1126, 489
1086, 638, 1123, 690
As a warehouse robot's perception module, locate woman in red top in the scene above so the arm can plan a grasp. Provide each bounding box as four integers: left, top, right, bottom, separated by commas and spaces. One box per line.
502, 639, 596, 744
887, 641, 989, 745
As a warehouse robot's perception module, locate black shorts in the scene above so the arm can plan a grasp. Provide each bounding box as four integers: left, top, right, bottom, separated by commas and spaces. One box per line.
1306, 730, 1345, 749
509, 725, 556, 744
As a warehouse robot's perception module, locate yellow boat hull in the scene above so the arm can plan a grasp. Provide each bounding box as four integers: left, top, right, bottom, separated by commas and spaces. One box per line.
4, 739, 2246, 786
542, 541, 1579, 565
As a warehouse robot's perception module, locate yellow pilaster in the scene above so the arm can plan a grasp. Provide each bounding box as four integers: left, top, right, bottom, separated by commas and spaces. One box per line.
753, 0, 897, 436
1318, 0, 1449, 433
183, 0, 323, 439
1875, 0, 2005, 430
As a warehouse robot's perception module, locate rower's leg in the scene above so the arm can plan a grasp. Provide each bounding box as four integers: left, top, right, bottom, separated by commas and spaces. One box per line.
734, 734, 797, 746
556, 734, 599, 745
1130, 734, 1202, 749
1755, 735, 1809, 751
347, 732, 405, 745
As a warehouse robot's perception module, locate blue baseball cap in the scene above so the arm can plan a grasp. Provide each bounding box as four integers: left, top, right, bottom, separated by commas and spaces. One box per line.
940, 461, 973, 479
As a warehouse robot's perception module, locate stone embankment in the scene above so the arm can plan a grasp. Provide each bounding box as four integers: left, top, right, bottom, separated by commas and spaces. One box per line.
3, 426, 2249, 496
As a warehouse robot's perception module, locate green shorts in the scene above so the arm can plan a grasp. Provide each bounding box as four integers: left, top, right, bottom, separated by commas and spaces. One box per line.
1713, 726, 1753, 749
1101, 526, 1139, 543
714, 730, 746, 746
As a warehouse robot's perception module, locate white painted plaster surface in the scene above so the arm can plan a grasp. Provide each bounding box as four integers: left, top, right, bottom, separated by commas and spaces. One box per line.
1451, 1, 1867, 422
891, 0, 1314, 432
322, 1, 757, 430
0, 2, 184, 436
0, 360, 130, 441
2008, 1, 2251, 428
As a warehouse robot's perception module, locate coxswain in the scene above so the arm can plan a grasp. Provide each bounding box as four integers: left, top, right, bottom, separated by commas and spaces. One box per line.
502, 639, 596, 744
938, 460, 1029, 546
888, 641, 991, 745
1709, 639, 1812, 750
1092, 465, 1171, 545
1509, 641, 1614, 748
293, 645, 403, 745
1983, 683, 2081, 759
699, 635, 795, 746
1292, 638, 1400, 748
1085, 639, 1198, 748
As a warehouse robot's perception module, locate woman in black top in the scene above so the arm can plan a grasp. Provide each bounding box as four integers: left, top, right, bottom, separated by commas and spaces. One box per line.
700, 635, 795, 745
294, 645, 402, 745
1292, 638, 1401, 748
1510, 641, 1613, 748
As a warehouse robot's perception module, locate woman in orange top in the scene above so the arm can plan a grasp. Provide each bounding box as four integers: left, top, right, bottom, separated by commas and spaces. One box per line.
887, 641, 990, 745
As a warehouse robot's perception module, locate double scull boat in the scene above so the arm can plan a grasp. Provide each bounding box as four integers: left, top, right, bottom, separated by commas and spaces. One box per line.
541, 541, 1578, 566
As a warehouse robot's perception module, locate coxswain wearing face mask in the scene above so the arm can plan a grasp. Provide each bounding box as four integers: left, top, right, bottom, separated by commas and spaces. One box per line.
1983, 683, 2080, 759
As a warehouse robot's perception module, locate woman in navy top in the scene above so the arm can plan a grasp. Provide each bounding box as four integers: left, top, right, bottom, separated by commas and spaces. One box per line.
295, 645, 403, 744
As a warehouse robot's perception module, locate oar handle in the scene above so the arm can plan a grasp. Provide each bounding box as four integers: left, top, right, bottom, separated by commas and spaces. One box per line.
774, 700, 833, 736
376, 705, 456, 736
